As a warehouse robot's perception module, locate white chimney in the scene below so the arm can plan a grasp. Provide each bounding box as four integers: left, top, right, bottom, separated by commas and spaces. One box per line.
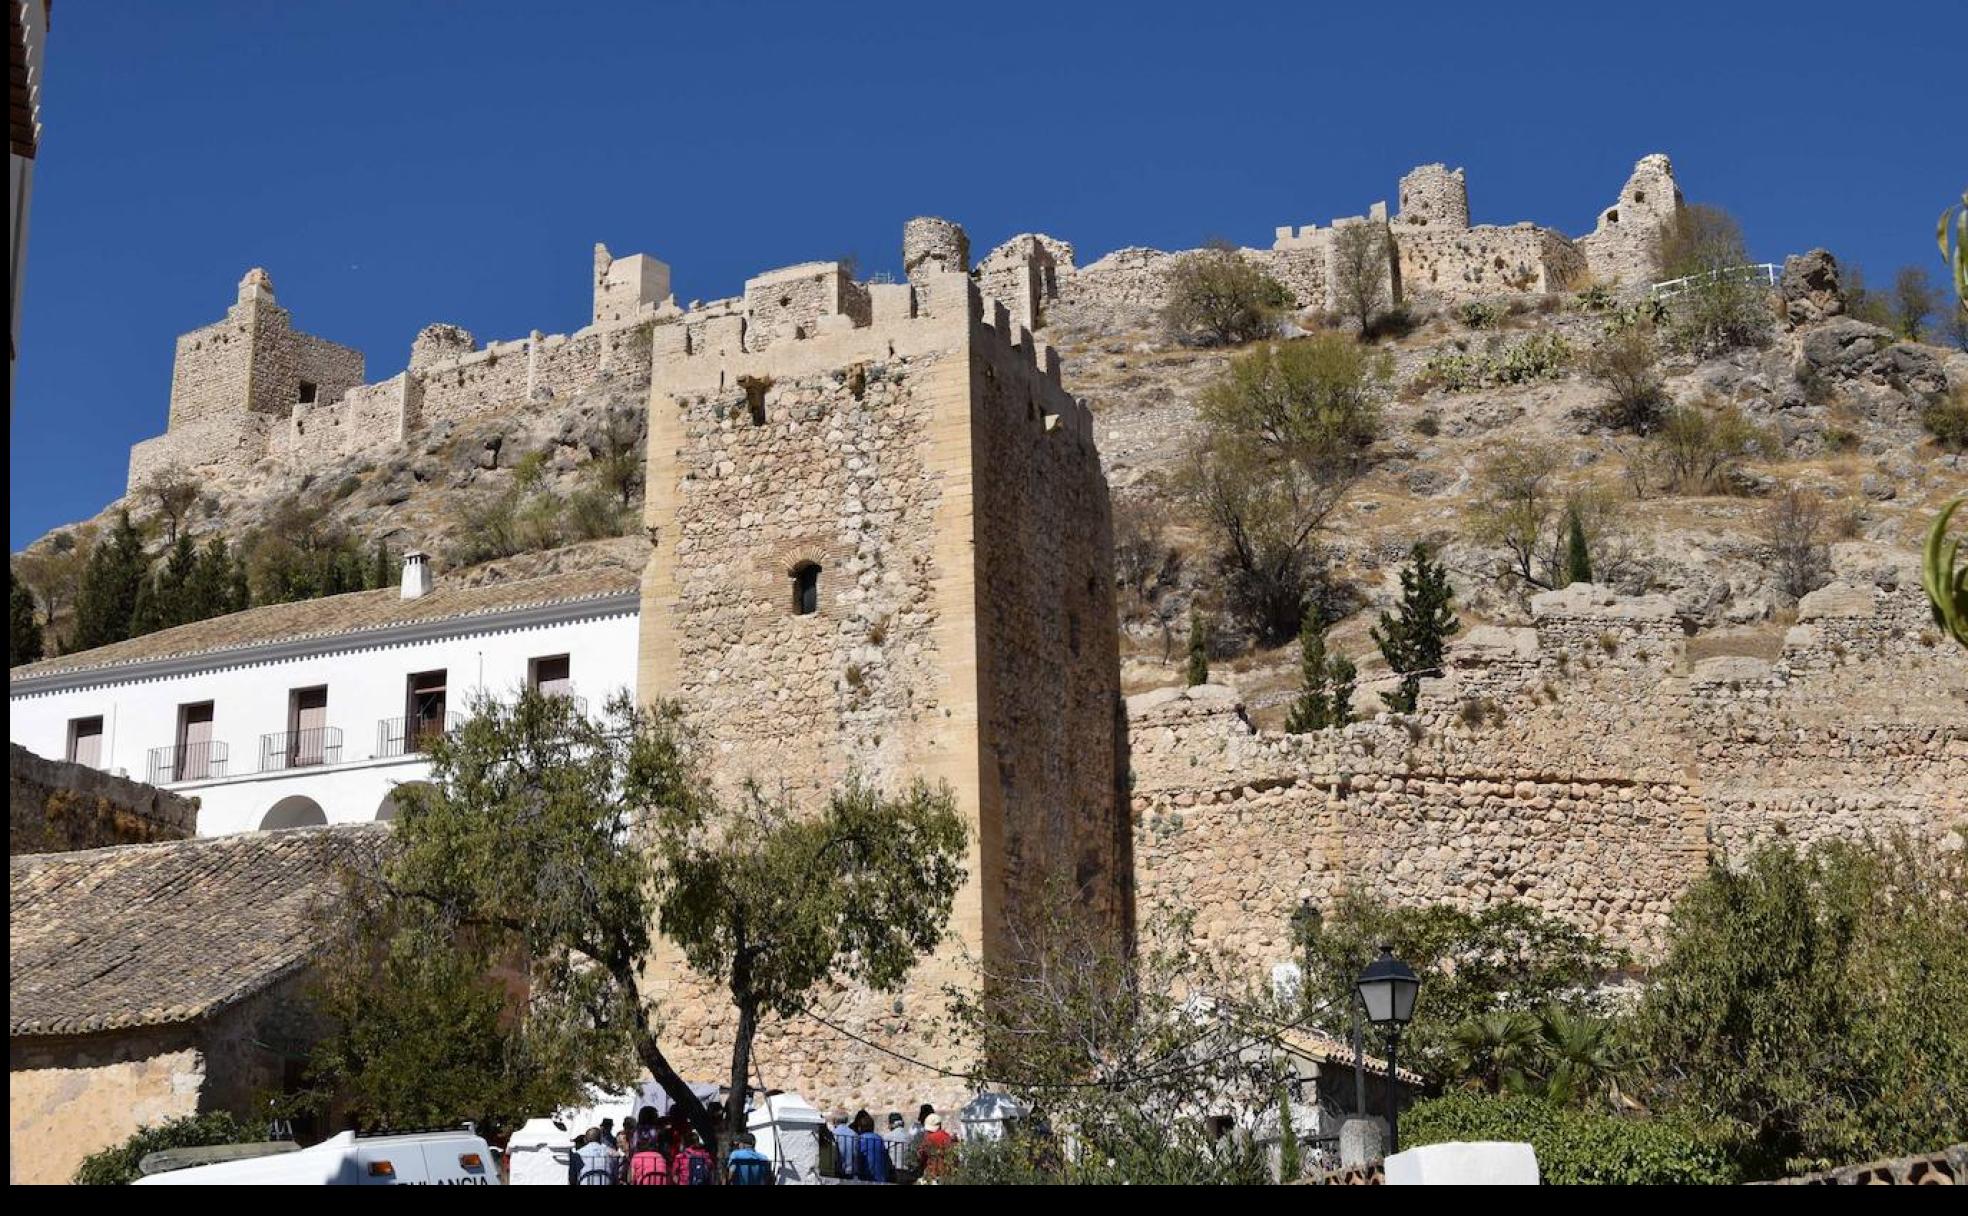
400, 551, 433, 600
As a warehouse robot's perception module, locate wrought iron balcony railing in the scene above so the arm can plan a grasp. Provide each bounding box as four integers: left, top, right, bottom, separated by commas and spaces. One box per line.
377, 712, 464, 758
259, 726, 343, 772
147, 740, 229, 784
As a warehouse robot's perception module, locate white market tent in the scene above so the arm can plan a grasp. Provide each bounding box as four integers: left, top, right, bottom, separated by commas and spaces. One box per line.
959, 1091, 1030, 1142
505, 1118, 576, 1187
748, 1092, 827, 1184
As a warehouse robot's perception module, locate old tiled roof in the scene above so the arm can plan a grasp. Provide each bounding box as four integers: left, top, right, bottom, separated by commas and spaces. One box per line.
9, 563, 640, 683
1276, 1029, 1427, 1088
9, 825, 388, 1037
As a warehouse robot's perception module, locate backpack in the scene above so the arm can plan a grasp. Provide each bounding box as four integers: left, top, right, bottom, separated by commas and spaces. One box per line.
628, 1150, 669, 1186
674, 1144, 715, 1186
817, 1129, 843, 1178
728, 1152, 772, 1186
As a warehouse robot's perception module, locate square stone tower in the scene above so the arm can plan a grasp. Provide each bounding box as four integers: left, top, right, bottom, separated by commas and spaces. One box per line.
637, 218, 1126, 1105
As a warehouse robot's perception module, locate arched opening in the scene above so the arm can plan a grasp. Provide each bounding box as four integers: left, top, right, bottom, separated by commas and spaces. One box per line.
791, 562, 821, 616
261, 795, 327, 831
375, 781, 434, 822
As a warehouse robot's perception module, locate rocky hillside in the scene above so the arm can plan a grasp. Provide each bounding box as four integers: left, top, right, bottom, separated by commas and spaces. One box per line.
1041, 257, 1965, 723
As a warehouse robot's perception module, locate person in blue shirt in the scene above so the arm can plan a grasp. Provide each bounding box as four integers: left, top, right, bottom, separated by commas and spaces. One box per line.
828, 1108, 858, 1179
854, 1110, 892, 1183
727, 1133, 774, 1185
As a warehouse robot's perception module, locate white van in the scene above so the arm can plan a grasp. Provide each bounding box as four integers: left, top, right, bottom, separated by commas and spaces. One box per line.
133, 1129, 500, 1186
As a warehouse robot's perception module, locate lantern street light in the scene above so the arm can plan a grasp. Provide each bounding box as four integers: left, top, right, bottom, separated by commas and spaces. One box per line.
1354, 945, 1420, 1155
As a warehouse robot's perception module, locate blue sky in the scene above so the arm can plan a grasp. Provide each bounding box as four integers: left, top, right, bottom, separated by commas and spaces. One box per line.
10, 1, 1960, 550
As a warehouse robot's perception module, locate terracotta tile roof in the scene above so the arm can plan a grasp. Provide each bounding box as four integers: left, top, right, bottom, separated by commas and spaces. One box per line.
9, 825, 388, 1037
9, 563, 641, 683
1276, 1028, 1427, 1088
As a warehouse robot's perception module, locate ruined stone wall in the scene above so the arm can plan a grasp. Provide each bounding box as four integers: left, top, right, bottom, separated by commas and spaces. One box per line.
1578, 153, 1683, 289
1392, 224, 1582, 301
1130, 581, 1965, 974
127, 410, 272, 492
974, 234, 1075, 330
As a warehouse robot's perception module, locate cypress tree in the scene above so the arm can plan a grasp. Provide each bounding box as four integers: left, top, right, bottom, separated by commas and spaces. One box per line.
1287, 604, 1360, 732
130, 575, 163, 637
9, 565, 44, 666
1371, 543, 1460, 713
1563, 505, 1593, 587
229, 553, 252, 612
71, 510, 149, 650
1328, 652, 1357, 727
1186, 607, 1211, 686
1285, 605, 1333, 732
155, 532, 199, 627
184, 537, 232, 622
368, 539, 392, 590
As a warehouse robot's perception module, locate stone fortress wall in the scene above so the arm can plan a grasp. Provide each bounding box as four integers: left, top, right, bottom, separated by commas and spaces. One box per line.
127, 244, 676, 494
979, 155, 1681, 334
1129, 573, 1964, 978
123, 155, 1681, 497
634, 218, 1121, 1114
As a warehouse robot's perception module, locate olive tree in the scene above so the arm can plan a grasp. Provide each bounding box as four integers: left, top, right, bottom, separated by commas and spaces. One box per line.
1184, 334, 1385, 641
309, 691, 967, 1157
1162, 240, 1293, 346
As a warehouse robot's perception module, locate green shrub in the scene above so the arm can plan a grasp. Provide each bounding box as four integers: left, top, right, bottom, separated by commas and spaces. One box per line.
1414, 333, 1572, 395
1574, 283, 1616, 314
564, 487, 628, 541
1456, 300, 1506, 329
1923, 385, 1968, 451
1405, 1092, 1740, 1185
73, 1112, 264, 1185
1585, 325, 1670, 433
1163, 241, 1294, 346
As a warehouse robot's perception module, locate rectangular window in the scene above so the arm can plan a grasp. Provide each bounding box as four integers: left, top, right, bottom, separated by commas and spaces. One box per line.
406, 670, 447, 753
297, 380, 318, 405
67, 716, 104, 767
176, 702, 214, 780
529, 655, 571, 698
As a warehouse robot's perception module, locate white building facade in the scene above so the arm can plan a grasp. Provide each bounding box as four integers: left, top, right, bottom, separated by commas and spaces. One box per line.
8, 567, 639, 836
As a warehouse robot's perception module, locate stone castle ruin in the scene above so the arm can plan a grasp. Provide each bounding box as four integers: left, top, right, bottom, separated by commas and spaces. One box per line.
98, 155, 1965, 1109
124, 156, 1681, 496
967, 154, 1685, 332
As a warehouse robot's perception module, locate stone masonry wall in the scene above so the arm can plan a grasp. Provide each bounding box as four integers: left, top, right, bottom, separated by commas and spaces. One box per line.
639, 265, 982, 1112
9, 743, 198, 855
1131, 580, 1965, 977
9, 1024, 204, 1185
638, 235, 1121, 1115
970, 302, 1128, 935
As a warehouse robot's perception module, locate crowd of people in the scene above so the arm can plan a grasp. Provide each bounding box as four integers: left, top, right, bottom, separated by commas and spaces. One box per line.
561, 1101, 958, 1185
819, 1104, 957, 1184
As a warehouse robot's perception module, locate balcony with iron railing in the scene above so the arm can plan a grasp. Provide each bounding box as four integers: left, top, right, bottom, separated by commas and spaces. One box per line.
259, 726, 344, 772
377, 712, 465, 758
147, 740, 229, 785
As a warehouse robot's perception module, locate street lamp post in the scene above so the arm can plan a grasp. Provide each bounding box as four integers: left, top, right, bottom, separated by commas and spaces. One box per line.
1354, 944, 1420, 1156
